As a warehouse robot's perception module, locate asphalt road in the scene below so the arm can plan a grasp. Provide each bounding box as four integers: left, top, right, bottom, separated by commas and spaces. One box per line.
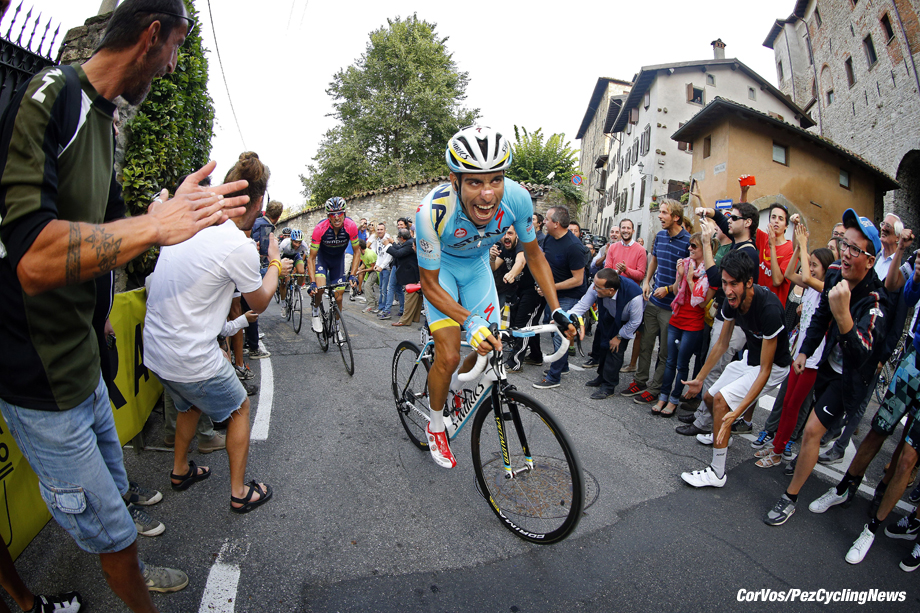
7, 296, 919, 613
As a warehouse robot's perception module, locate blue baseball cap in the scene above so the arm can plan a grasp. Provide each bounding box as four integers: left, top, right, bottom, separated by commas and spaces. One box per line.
842, 209, 882, 256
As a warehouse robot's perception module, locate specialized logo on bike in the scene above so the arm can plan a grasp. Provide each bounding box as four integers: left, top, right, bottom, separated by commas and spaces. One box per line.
450, 384, 486, 428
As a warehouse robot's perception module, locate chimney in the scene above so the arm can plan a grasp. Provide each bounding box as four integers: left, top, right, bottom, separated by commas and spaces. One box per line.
712, 38, 726, 60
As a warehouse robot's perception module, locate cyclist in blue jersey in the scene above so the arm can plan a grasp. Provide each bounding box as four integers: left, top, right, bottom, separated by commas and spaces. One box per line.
307, 197, 361, 335
416, 125, 577, 469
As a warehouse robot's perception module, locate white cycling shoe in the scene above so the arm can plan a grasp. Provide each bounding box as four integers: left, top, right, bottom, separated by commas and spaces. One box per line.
426, 425, 456, 469
311, 316, 322, 333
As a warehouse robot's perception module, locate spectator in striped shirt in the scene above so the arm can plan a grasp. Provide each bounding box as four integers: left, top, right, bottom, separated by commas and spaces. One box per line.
621, 199, 691, 405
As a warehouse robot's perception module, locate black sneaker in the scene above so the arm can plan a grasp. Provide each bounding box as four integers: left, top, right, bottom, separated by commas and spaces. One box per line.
590, 388, 616, 400
678, 413, 696, 424
679, 397, 701, 412
582, 357, 599, 367
750, 430, 775, 449
523, 355, 543, 366
885, 514, 920, 540
243, 381, 259, 396
784, 457, 797, 476
731, 419, 753, 434
585, 377, 603, 388
31, 592, 82, 613
123, 481, 162, 506
901, 544, 920, 572
763, 495, 796, 526
909, 482, 920, 504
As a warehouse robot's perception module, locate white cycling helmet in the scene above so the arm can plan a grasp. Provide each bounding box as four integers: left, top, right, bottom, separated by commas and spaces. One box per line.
290, 229, 303, 242
325, 196, 347, 214
445, 125, 512, 174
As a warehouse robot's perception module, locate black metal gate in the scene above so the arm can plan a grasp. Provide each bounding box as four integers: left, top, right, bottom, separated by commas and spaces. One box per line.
0, 3, 59, 116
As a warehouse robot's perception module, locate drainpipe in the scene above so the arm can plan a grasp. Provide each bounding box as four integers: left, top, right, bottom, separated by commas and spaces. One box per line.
797, 17, 823, 136
782, 22, 798, 105
890, 0, 920, 105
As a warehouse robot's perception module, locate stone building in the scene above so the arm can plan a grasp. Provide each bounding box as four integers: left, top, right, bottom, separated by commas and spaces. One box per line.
599, 41, 813, 246
671, 96, 899, 245
281, 178, 559, 236
575, 77, 632, 234
765, 0, 920, 228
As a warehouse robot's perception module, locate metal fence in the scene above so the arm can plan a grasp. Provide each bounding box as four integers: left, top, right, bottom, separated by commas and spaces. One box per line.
0, 3, 59, 117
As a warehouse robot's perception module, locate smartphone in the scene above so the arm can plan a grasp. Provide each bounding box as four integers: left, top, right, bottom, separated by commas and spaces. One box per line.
739, 175, 756, 187
690, 178, 697, 192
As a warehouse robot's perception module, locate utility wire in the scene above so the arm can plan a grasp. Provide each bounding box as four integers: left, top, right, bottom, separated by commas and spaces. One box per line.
286, 0, 296, 31
206, 0, 246, 149
299, 1, 310, 28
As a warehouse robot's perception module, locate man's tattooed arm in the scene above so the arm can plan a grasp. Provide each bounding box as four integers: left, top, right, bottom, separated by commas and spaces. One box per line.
83, 224, 123, 277
65, 223, 81, 285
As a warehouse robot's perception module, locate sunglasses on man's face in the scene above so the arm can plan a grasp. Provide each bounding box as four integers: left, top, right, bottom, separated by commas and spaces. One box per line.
729, 215, 743, 222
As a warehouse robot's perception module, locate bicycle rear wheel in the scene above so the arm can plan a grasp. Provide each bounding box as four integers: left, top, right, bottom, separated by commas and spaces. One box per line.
332, 304, 354, 375
391, 341, 430, 450
470, 389, 584, 544
316, 299, 329, 352
291, 286, 303, 334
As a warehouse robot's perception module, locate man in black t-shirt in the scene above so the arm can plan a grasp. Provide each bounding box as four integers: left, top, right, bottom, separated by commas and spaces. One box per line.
680, 250, 792, 488
534, 206, 587, 388
490, 225, 525, 310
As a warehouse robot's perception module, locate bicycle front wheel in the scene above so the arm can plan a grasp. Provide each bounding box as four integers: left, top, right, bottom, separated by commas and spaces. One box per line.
470, 390, 585, 544
391, 340, 430, 450
316, 299, 329, 352
875, 360, 895, 404
332, 304, 354, 376
291, 286, 303, 334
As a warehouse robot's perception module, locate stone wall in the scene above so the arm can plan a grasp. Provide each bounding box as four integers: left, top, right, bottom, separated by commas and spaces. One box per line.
771, 0, 920, 229
281, 178, 560, 235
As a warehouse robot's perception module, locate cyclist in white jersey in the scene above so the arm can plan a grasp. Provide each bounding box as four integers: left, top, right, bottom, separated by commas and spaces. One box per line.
416, 125, 576, 468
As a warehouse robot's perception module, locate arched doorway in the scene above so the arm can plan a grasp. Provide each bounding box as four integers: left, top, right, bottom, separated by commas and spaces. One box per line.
893, 151, 920, 232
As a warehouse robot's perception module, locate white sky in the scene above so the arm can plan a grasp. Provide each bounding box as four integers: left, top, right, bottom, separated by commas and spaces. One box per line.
9, 0, 794, 210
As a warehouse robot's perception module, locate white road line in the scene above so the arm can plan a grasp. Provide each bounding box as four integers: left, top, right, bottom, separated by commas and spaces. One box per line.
198, 541, 241, 613
250, 340, 273, 441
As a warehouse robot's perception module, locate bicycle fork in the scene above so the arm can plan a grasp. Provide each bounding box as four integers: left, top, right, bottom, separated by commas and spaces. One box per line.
491, 386, 534, 479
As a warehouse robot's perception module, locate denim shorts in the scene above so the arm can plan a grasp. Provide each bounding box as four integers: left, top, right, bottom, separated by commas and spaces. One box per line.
158, 357, 246, 423
0, 375, 136, 554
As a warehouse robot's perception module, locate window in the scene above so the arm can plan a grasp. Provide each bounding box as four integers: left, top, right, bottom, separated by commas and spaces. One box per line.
845, 57, 855, 86
641, 124, 651, 156
815, 8, 822, 28
748, 87, 756, 101
840, 169, 850, 189
643, 91, 650, 109
629, 108, 639, 124
686, 83, 704, 105
881, 14, 895, 42
777, 61, 785, 83
772, 142, 788, 165
864, 34, 878, 67
706, 73, 716, 86
630, 184, 635, 209
827, 89, 835, 105
632, 139, 639, 162
703, 135, 712, 159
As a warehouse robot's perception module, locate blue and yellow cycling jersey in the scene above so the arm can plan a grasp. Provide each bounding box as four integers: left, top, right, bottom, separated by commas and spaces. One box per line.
414, 178, 536, 271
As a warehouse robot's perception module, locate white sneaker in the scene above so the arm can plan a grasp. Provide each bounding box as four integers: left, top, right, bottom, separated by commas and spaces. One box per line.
280, 305, 288, 318
809, 486, 848, 514
311, 316, 322, 333
695, 432, 733, 447
680, 466, 726, 488
845, 524, 875, 564
426, 425, 456, 468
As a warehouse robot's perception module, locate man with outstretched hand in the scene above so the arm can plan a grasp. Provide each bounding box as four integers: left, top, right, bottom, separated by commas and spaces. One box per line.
0, 1, 247, 610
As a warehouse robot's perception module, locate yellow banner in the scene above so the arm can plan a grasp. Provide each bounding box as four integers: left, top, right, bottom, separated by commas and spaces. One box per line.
0, 288, 161, 559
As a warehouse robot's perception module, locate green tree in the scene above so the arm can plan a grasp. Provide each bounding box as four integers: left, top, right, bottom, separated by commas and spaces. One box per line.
119, 0, 214, 286
301, 15, 478, 204
506, 126, 583, 208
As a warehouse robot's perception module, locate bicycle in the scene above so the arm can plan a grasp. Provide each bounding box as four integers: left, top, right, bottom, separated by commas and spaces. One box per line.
311, 281, 354, 376
283, 274, 305, 334
391, 314, 585, 544
875, 332, 907, 403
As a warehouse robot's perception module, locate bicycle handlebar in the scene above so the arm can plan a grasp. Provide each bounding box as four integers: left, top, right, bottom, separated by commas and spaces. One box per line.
456, 324, 570, 383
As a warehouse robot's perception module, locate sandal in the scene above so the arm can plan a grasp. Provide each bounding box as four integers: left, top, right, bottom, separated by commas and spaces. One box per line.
754, 448, 777, 458
230, 481, 273, 514
650, 402, 665, 415
755, 453, 783, 468
391, 321, 410, 327
659, 402, 678, 418
170, 460, 211, 491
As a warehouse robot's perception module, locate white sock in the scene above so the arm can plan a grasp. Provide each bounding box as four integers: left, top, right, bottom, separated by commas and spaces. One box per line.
711, 447, 727, 478
429, 407, 445, 433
